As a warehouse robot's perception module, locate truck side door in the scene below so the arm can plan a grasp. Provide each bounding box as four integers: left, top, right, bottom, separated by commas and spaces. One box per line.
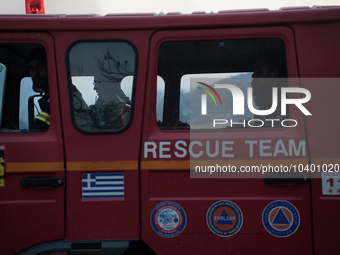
141, 27, 313, 254
0, 33, 64, 255
54, 30, 150, 241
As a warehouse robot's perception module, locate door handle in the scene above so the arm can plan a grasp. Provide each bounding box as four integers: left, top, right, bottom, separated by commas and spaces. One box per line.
20, 177, 64, 188
263, 175, 309, 184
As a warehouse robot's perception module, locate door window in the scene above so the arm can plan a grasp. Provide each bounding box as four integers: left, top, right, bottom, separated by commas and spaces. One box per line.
157, 38, 288, 130
67, 41, 137, 132
0, 62, 6, 127
19, 77, 42, 130
0, 44, 49, 132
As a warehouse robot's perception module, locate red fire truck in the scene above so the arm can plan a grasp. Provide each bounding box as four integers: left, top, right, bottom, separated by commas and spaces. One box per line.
0, 3, 340, 255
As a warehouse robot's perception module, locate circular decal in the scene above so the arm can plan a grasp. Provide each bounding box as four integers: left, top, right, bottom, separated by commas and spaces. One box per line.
150, 201, 186, 238
262, 200, 300, 238
206, 200, 243, 237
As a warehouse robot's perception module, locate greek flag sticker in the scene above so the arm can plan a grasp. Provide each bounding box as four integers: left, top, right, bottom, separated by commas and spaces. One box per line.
82, 173, 124, 199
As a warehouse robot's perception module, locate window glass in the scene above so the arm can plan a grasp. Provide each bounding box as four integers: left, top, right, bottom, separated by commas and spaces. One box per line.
19, 77, 42, 130
0, 44, 49, 132
0, 63, 6, 127
156, 76, 165, 124
68, 41, 136, 132
157, 38, 287, 130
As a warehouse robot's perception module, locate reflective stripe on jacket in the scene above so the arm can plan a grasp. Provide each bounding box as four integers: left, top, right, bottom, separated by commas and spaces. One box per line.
36, 111, 50, 125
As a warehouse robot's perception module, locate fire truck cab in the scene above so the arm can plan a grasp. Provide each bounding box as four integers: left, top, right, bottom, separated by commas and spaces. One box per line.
0, 6, 340, 255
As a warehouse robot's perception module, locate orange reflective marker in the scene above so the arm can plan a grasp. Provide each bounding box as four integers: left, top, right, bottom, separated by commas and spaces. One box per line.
25, 0, 45, 14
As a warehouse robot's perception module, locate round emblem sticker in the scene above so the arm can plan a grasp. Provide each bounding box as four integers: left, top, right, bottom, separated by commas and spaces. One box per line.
206, 200, 243, 237
150, 201, 186, 238
262, 200, 300, 238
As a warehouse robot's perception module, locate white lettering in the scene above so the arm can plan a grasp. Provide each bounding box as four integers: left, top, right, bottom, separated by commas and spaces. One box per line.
201, 94, 207, 115
221, 141, 234, 158
245, 139, 306, 157
230, 119, 246, 127
144, 141, 157, 159
213, 119, 228, 127
245, 140, 258, 157
206, 140, 219, 157
289, 139, 306, 157
189, 141, 203, 158
266, 119, 280, 127
248, 87, 278, 116
203, 86, 311, 116
212, 118, 298, 128
144, 139, 306, 159
281, 119, 298, 127
159, 141, 171, 159
273, 139, 288, 157
174, 140, 187, 158
260, 140, 272, 157
247, 119, 264, 128
281, 87, 312, 116
214, 84, 245, 115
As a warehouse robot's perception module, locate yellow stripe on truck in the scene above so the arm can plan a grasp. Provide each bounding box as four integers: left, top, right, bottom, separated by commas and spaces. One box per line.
67, 161, 138, 171
6, 162, 64, 173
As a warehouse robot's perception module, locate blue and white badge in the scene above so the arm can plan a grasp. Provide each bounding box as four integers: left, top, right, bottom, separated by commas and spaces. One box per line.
262, 200, 300, 238
206, 200, 243, 237
150, 201, 186, 238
